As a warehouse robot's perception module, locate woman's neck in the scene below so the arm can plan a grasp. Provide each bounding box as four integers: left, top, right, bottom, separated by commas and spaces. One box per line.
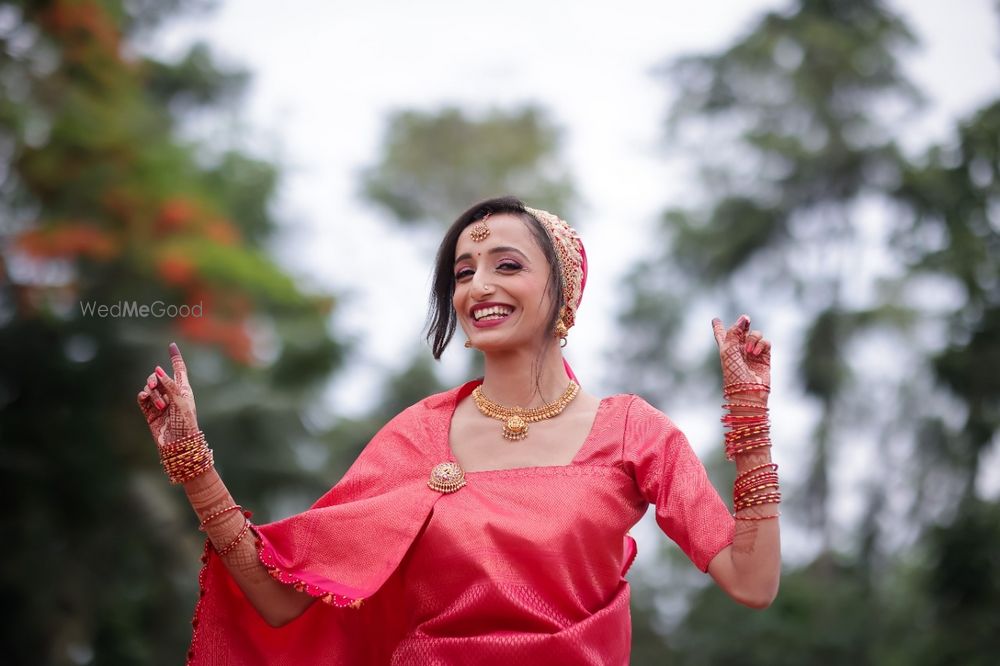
478, 344, 572, 408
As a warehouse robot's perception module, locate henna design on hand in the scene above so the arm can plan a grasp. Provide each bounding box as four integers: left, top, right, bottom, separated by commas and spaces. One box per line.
711, 314, 772, 396
224, 538, 270, 582
733, 520, 759, 554
135, 343, 200, 447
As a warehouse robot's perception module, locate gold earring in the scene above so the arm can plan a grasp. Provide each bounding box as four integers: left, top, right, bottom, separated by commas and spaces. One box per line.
464, 339, 472, 348
554, 320, 568, 347
553, 305, 570, 346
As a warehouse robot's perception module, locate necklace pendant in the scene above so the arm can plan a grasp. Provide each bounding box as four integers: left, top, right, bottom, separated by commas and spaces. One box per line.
503, 415, 528, 441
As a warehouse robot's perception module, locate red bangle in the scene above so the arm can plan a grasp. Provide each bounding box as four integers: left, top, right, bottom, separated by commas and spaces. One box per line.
734, 492, 782, 511
198, 504, 243, 531
726, 439, 772, 460
722, 414, 769, 423
734, 471, 779, 489
734, 471, 779, 491
723, 382, 770, 397
734, 511, 781, 521
734, 462, 778, 484
735, 482, 781, 501
723, 402, 770, 410
215, 517, 251, 557
725, 426, 771, 442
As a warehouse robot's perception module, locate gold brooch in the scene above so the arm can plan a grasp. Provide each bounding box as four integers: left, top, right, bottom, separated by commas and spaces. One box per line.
428, 461, 466, 493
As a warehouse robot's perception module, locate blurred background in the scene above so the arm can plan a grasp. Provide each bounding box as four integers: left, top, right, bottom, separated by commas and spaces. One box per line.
1, 0, 998, 663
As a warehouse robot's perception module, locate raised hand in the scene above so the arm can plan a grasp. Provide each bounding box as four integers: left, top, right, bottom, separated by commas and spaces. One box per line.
136, 342, 200, 447
711, 314, 772, 400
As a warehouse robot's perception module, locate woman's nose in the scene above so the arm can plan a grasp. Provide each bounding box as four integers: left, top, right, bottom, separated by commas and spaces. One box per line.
471, 270, 493, 295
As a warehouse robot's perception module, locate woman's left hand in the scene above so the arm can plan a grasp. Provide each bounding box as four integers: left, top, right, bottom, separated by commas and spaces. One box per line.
711, 314, 771, 401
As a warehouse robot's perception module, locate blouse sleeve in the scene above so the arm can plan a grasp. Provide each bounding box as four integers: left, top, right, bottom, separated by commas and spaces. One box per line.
621, 395, 735, 572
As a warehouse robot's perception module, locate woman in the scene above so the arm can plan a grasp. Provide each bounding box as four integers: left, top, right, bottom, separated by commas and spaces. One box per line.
137, 195, 780, 665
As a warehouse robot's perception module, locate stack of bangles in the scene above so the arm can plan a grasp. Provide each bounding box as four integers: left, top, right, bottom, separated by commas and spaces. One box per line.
722, 381, 780, 521
158, 432, 256, 556
159, 430, 215, 484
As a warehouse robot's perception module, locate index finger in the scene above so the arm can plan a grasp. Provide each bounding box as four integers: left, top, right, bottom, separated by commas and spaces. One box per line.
168, 342, 189, 388
711, 318, 726, 348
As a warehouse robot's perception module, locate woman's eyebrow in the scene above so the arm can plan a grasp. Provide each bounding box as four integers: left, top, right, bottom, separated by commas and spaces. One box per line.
454, 246, 528, 265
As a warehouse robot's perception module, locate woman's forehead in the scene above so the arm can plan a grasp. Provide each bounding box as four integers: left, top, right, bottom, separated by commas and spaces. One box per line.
455, 214, 535, 257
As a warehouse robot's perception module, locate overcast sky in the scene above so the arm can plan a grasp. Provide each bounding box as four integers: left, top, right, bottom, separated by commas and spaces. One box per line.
150, 0, 1000, 565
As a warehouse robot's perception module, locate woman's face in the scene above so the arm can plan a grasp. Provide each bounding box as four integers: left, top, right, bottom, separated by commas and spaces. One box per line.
452, 214, 556, 352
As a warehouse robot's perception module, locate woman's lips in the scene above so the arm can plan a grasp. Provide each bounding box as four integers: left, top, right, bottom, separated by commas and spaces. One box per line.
472, 310, 513, 328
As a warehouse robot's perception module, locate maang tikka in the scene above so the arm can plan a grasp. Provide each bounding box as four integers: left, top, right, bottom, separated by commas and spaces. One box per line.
469, 212, 491, 242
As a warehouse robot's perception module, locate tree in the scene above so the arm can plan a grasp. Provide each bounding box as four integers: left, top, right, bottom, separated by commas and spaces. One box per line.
0, 1, 348, 662
360, 105, 576, 229
611, 0, 1000, 662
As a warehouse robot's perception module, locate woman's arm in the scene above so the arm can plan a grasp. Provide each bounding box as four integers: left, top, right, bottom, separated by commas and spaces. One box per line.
707, 417, 781, 608
707, 317, 781, 608
137, 344, 315, 628
182, 468, 316, 627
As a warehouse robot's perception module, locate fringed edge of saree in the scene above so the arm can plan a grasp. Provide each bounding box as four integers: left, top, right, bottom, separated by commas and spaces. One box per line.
184, 538, 210, 666
184, 528, 367, 666
253, 525, 366, 609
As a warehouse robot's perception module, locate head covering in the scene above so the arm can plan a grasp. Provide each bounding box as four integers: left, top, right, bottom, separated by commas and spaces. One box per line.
522, 206, 588, 386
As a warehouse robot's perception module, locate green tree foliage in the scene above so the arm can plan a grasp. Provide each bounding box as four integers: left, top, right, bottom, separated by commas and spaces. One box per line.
0, 1, 349, 663
359, 105, 576, 228
894, 100, 1000, 496
611, 0, 999, 662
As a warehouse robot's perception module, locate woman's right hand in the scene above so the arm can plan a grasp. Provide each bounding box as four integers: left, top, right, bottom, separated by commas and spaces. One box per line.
136, 342, 200, 447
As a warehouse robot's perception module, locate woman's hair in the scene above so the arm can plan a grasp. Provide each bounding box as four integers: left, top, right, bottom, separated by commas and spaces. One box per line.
425, 195, 564, 397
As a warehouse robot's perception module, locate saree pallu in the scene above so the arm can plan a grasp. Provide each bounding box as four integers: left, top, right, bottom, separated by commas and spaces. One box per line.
186, 379, 735, 665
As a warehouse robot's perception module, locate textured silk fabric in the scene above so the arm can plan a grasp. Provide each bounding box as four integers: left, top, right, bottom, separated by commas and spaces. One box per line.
185, 378, 735, 665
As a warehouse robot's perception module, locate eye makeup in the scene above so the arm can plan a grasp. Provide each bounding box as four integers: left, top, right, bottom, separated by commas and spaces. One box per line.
455, 260, 522, 281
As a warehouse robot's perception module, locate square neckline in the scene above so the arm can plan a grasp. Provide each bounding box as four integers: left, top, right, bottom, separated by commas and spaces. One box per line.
445, 377, 614, 475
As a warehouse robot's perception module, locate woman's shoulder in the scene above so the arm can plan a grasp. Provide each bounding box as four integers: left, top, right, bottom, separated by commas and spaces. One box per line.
414, 379, 477, 412
614, 392, 681, 432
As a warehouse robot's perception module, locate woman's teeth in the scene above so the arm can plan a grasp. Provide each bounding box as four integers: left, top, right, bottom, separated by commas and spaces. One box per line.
474, 306, 513, 321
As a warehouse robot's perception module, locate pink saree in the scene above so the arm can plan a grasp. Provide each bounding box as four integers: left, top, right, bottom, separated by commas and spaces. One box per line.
186, 378, 735, 665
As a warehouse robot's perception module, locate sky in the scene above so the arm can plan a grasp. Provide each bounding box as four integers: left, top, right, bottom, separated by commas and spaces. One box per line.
150, 0, 1000, 567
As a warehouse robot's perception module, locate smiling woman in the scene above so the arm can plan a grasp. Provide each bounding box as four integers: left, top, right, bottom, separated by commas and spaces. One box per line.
138, 195, 780, 665
429, 198, 571, 393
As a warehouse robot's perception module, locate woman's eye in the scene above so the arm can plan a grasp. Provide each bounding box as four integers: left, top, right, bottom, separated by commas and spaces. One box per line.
455, 262, 521, 281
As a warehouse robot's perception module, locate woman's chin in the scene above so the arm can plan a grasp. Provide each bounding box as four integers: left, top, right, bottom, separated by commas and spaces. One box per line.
467, 333, 511, 351
467, 333, 550, 354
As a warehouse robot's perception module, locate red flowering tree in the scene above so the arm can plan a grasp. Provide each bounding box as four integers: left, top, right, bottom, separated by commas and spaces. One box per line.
0, 1, 347, 662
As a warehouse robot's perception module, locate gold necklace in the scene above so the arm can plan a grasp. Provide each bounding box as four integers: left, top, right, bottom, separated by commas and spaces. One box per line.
472, 380, 580, 441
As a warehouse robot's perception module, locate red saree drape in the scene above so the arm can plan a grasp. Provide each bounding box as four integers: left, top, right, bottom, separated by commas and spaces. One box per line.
185, 378, 735, 665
